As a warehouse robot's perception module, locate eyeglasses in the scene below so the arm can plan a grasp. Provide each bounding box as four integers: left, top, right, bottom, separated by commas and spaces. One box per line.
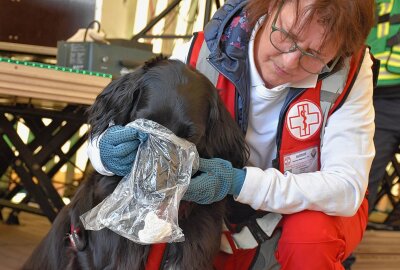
269, 0, 339, 74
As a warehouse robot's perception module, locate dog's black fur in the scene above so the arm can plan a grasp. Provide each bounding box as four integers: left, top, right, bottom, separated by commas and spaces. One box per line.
22, 57, 248, 270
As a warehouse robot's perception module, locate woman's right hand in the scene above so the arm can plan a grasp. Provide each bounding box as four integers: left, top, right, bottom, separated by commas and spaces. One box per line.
98, 125, 148, 176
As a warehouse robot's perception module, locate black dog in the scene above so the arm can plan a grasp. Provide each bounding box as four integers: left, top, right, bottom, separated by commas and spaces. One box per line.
22, 57, 248, 270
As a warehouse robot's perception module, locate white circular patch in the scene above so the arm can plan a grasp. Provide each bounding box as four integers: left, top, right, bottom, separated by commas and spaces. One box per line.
286, 100, 322, 140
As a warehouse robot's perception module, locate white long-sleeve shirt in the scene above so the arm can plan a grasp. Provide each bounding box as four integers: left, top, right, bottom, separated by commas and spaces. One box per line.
89, 34, 375, 217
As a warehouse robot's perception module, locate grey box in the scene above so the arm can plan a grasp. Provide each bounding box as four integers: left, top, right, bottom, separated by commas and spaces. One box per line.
57, 41, 154, 77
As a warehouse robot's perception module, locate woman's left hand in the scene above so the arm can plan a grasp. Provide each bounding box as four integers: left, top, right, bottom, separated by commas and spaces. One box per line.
182, 158, 246, 204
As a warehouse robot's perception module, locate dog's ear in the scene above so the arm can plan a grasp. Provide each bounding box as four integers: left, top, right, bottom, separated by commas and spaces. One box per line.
87, 69, 146, 138
205, 94, 249, 168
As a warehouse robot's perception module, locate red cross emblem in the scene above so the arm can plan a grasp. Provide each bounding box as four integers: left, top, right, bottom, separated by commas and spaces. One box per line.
286, 100, 322, 140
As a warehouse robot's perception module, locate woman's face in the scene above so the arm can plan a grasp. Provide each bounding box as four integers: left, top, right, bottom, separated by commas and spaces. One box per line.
254, 0, 338, 88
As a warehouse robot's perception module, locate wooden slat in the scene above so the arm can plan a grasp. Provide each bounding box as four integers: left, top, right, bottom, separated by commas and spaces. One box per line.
0, 88, 95, 105
0, 42, 57, 56
0, 62, 109, 87
353, 230, 400, 270
353, 254, 400, 270
0, 61, 111, 105
0, 212, 51, 269
0, 82, 97, 100
0, 73, 104, 94
354, 230, 400, 254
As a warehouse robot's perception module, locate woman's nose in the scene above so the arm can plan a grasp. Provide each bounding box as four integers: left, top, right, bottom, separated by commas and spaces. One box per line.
281, 50, 302, 68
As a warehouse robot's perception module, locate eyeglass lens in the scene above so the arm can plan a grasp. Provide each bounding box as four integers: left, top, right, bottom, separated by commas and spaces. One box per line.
270, 29, 327, 74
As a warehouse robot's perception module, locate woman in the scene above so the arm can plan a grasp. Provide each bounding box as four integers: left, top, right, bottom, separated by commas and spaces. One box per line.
88, 0, 375, 269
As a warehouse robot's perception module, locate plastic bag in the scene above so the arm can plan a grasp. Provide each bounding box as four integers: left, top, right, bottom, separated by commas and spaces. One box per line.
80, 119, 199, 244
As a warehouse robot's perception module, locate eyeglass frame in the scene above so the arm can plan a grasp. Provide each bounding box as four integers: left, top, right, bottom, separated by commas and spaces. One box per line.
269, 0, 340, 74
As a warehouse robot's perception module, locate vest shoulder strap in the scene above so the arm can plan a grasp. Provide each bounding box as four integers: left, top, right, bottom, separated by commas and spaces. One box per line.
328, 47, 366, 114
187, 31, 220, 86
319, 47, 366, 142
187, 31, 237, 118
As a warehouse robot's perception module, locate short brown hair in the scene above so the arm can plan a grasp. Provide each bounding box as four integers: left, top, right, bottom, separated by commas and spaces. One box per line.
246, 0, 375, 57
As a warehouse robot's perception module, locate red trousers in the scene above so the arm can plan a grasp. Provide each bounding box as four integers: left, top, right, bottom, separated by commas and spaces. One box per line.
275, 198, 369, 270
214, 198, 368, 270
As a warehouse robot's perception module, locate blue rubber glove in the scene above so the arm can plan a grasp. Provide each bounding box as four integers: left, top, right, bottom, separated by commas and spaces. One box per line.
99, 125, 148, 176
183, 158, 246, 204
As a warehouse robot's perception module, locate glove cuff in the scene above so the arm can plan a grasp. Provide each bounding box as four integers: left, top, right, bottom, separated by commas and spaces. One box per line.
230, 168, 246, 196
98, 133, 113, 173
